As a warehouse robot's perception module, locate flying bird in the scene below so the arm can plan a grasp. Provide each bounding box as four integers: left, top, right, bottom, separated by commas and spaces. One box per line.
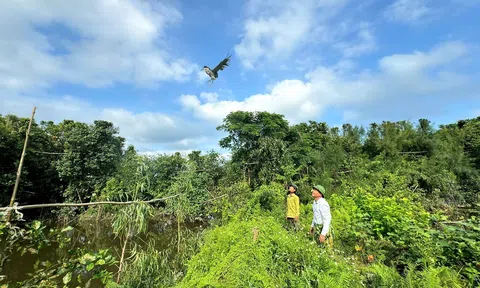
203, 54, 231, 84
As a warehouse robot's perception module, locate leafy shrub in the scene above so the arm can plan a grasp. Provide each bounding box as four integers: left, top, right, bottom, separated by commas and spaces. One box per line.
330, 183, 441, 268
251, 183, 286, 216
363, 263, 466, 288
1, 221, 116, 287
433, 217, 480, 286
207, 181, 251, 224
177, 216, 363, 288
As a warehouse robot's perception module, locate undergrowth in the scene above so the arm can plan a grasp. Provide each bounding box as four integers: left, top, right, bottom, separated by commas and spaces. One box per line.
177, 216, 362, 288
174, 183, 470, 288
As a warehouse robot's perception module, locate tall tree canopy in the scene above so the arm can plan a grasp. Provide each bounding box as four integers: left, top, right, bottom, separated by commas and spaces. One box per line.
217, 111, 290, 186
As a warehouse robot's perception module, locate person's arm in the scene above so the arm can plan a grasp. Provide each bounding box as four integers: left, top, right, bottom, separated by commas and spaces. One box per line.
319, 202, 331, 236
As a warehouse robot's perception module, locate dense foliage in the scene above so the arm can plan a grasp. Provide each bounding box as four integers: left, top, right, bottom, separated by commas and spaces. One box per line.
1, 111, 479, 287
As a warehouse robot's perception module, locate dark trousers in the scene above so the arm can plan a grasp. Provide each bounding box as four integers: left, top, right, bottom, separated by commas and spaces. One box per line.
286, 217, 299, 231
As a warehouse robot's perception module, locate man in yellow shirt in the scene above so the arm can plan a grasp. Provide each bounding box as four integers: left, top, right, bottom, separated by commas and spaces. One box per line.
286, 184, 300, 231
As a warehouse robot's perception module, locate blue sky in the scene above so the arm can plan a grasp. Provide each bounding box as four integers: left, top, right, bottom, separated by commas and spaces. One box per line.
1, 0, 479, 156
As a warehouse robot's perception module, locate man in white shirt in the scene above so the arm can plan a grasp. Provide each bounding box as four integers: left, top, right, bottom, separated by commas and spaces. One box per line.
309, 184, 332, 246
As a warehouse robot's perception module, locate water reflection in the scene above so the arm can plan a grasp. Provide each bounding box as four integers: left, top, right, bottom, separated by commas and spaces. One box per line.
2, 214, 207, 286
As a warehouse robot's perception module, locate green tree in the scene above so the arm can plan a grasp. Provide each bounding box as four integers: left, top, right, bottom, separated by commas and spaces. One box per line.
146, 152, 187, 197
285, 121, 329, 180
0, 115, 63, 213
55, 120, 125, 203
463, 117, 480, 169
217, 111, 290, 187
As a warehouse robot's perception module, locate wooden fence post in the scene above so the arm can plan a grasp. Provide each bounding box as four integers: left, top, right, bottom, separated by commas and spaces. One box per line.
6, 106, 36, 222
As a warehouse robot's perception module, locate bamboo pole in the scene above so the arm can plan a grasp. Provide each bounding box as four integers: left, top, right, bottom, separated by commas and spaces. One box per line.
116, 233, 129, 283
0, 193, 228, 213
6, 106, 36, 222
0, 194, 181, 212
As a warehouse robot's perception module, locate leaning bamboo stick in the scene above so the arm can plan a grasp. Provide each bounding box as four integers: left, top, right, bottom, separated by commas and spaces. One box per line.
0, 193, 230, 212
6, 106, 36, 221
0, 194, 181, 211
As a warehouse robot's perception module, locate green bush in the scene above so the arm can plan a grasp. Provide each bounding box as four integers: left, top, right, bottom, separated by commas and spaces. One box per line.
363, 263, 466, 288
207, 181, 252, 224
329, 182, 441, 268
251, 183, 286, 217
177, 216, 362, 288
433, 217, 480, 286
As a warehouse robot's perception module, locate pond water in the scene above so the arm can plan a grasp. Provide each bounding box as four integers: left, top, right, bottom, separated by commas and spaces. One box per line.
1, 214, 208, 287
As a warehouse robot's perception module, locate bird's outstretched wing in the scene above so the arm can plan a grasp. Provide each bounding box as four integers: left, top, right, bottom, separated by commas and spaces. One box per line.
212, 55, 231, 73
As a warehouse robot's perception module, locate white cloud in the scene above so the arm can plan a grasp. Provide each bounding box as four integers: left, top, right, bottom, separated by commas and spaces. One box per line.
179, 94, 202, 108
180, 79, 317, 124
99, 108, 211, 146
336, 22, 377, 58
196, 69, 211, 84
378, 41, 468, 74
384, 0, 432, 23
0, 0, 196, 92
181, 41, 477, 125
0, 93, 211, 152
234, 0, 365, 69
1, 93, 98, 124
199, 92, 219, 103
383, 0, 480, 24
0, 0, 209, 152
235, 1, 313, 69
